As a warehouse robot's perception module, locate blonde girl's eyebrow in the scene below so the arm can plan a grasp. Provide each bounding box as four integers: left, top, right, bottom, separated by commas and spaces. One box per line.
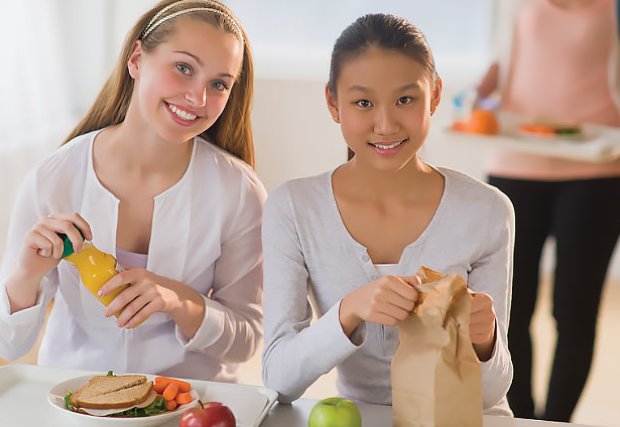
174, 50, 203, 66
173, 50, 238, 80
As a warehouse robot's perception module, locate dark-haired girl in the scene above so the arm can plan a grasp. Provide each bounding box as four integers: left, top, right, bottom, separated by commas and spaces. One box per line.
261, 13, 514, 415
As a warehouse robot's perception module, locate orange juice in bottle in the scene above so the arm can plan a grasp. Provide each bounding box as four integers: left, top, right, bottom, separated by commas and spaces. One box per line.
59, 233, 128, 316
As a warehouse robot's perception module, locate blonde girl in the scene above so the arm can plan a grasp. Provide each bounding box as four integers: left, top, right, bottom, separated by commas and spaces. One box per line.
0, 0, 266, 382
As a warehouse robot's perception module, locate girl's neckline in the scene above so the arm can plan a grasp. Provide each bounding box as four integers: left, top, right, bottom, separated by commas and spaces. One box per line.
325, 165, 448, 266
88, 129, 198, 202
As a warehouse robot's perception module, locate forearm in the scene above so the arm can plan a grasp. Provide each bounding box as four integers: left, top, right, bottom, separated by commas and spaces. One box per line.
5, 270, 44, 314
339, 294, 362, 337
473, 325, 496, 362
263, 303, 360, 403
476, 62, 499, 99
165, 278, 206, 340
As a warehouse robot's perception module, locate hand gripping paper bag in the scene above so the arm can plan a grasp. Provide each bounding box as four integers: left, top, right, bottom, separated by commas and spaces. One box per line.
391, 267, 482, 427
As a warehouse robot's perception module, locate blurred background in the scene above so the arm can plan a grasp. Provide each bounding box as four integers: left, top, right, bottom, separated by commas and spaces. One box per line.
1, 1, 618, 425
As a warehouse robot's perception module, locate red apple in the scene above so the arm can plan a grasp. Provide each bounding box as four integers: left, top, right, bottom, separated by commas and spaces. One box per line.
178, 400, 236, 427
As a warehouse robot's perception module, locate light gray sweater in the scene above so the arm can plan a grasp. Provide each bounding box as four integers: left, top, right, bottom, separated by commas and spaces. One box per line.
261, 167, 515, 415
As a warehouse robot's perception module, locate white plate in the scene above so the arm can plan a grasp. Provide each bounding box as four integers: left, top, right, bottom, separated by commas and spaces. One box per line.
48, 375, 199, 427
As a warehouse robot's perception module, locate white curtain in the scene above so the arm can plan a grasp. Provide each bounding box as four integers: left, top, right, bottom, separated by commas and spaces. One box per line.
0, 0, 75, 149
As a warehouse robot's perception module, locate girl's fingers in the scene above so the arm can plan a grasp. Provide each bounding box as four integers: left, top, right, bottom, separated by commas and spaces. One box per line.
400, 275, 421, 289
104, 279, 139, 315
33, 225, 65, 258
45, 217, 86, 253
99, 271, 135, 297
385, 277, 418, 306
383, 291, 416, 313
57, 212, 93, 241
28, 230, 55, 257
117, 294, 150, 327
124, 300, 154, 329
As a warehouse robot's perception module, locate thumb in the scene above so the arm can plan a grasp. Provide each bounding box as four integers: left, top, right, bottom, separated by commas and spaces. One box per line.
400, 275, 421, 288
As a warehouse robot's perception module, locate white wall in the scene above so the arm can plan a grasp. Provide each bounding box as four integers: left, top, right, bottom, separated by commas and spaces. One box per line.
1, 1, 618, 280
248, 74, 620, 281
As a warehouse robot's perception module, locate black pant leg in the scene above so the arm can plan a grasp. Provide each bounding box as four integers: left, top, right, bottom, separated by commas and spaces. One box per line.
544, 177, 620, 422
488, 176, 554, 419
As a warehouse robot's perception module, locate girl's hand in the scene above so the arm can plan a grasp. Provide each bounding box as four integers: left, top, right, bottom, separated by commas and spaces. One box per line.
99, 269, 205, 335
339, 275, 420, 337
469, 291, 497, 361
16, 213, 92, 281
100, 269, 178, 328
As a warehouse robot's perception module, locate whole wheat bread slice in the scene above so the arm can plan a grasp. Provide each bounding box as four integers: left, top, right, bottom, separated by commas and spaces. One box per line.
70, 375, 148, 408
75, 382, 153, 409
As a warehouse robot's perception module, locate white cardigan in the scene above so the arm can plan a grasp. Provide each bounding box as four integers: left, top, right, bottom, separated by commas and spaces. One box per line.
0, 130, 266, 382
262, 168, 514, 415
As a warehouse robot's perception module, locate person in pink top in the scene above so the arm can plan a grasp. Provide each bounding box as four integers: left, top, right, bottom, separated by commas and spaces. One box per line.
477, 0, 620, 421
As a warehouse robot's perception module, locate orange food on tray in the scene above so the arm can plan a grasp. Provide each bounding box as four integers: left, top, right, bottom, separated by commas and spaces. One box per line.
519, 123, 556, 136
519, 122, 582, 138
452, 109, 499, 135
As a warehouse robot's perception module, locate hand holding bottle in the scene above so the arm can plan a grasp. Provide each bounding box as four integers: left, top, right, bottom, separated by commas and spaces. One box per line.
99, 270, 179, 328
5, 213, 92, 314
15, 213, 92, 281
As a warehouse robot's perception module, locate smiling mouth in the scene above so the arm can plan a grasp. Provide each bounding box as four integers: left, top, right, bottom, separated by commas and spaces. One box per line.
165, 102, 198, 121
368, 139, 407, 149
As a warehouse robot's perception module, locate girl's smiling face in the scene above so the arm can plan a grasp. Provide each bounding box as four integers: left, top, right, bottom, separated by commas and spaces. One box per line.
128, 17, 244, 144
327, 46, 442, 171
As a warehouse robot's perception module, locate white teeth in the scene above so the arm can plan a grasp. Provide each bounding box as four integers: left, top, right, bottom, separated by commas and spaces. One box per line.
373, 140, 404, 149
168, 104, 197, 121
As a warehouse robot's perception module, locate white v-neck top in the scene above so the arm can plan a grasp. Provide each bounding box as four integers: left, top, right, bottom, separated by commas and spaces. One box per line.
262, 167, 515, 415
0, 130, 266, 382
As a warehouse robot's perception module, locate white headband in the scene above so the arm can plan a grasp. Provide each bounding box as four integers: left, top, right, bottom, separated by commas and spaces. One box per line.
142, 0, 243, 41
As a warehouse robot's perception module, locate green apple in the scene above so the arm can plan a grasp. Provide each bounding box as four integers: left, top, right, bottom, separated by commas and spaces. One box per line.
308, 397, 362, 427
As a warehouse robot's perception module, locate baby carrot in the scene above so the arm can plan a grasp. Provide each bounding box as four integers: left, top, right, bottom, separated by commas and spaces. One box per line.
153, 381, 168, 394
176, 391, 193, 405
154, 376, 192, 393
162, 381, 179, 401
165, 399, 178, 411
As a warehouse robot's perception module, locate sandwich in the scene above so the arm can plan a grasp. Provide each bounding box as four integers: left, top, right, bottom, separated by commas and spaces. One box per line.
65, 373, 167, 417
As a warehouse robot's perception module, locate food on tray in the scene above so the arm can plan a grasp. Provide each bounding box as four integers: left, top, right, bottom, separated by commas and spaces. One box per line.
65, 373, 165, 417
179, 401, 236, 427
452, 109, 499, 135
308, 397, 362, 427
63, 372, 196, 417
153, 376, 193, 411
519, 122, 582, 138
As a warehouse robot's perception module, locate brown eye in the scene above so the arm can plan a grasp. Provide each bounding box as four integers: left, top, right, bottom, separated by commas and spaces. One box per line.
355, 99, 372, 108
397, 96, 413, 105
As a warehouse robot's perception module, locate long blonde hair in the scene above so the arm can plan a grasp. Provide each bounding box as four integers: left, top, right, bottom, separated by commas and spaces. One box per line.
63, 0, 255, 168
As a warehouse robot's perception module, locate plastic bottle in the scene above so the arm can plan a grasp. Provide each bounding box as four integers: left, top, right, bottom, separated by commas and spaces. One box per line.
59, 233, 128, 316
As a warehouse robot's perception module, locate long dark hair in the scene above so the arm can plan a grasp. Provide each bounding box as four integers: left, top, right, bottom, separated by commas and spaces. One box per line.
327, 14, 438, 160
63, 0, 256, 168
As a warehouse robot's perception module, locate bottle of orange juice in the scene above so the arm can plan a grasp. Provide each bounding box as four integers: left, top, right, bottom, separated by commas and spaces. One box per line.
59, 233, 128, 317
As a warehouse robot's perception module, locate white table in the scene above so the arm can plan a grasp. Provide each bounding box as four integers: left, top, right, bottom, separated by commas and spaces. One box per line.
261, 398, 594, 427
0, 364, 594, 427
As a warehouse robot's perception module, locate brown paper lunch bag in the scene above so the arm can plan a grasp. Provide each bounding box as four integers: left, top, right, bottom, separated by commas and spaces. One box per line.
391, 267, 482, 427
